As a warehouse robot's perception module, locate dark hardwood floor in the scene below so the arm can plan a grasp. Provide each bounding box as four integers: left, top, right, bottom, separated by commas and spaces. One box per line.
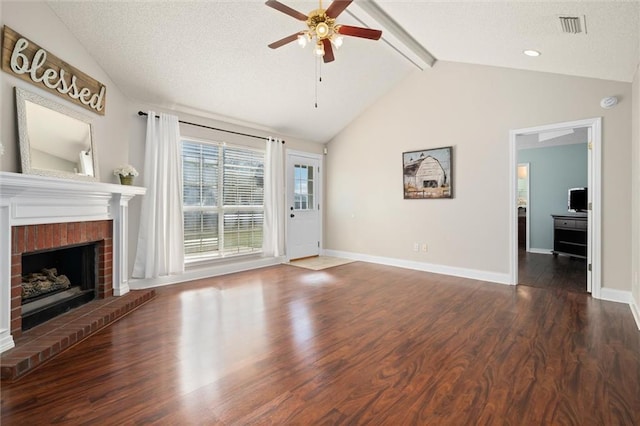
2, 262, 639, 424
518, 249, 587, 293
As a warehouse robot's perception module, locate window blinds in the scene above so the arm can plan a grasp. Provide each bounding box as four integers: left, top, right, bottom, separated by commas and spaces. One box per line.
182, 140, 264, 259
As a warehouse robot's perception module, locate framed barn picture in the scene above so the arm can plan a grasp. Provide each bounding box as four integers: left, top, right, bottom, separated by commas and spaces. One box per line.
403, 146, 453, 199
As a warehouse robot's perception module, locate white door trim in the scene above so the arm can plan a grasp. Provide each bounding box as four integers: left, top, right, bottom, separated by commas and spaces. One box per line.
285, 149, 324, 261
509, 117, 601, 297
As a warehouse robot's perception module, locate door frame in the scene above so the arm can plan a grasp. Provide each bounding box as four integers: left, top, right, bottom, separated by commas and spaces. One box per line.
285, 149, 324, 261
509, 117, 602, 297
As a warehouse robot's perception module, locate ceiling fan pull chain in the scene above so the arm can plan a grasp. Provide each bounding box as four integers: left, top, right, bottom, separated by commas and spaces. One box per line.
315, 57, 319, 108
314, 57, 324, 108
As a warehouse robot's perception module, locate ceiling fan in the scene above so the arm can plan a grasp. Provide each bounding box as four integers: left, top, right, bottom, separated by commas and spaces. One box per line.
265, 0, 383, 63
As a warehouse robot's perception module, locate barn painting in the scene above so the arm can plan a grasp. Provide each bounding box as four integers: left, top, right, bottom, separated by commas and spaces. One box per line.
403, 146, 452, 199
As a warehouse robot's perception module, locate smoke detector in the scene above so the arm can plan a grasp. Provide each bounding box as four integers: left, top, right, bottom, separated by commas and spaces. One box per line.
600, 96, 618, 109
557, 15, 587, 34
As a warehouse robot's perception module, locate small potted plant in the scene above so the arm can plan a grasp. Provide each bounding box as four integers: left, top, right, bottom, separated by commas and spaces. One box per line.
113, 164, 139, 185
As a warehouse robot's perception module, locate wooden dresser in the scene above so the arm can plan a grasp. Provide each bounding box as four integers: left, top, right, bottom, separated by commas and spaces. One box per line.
551, 214, 587, 258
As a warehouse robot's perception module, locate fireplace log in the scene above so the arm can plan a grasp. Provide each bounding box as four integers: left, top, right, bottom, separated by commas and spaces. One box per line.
22, 268, 71, 300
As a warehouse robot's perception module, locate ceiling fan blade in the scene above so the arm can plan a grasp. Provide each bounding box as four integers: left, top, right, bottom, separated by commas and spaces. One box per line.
325, 0, 353, 19
322, 39, 335, 63
265, 0, 308, 21
336, 25, 382, 40
268, 32, 304, 49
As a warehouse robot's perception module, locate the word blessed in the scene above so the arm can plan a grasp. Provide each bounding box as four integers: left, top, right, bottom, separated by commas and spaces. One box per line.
10, 37, 106, 114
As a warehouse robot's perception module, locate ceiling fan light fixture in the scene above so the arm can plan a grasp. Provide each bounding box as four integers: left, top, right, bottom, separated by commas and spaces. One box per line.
265, 0, 382, 64
331, 35, 343, 48
314, 41, 325, 57
315, 22, 330, 39
297, 33, 309, 47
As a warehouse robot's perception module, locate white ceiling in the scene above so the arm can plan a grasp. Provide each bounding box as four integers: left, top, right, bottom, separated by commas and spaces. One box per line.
47, 1, 640, 144
517, 126, 588, 150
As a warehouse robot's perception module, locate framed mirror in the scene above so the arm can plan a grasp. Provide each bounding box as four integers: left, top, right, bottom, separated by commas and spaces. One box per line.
16, 87, 99, 181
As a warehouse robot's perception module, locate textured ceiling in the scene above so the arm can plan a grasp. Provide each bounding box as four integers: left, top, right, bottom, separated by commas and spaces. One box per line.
47, 1, 640, 144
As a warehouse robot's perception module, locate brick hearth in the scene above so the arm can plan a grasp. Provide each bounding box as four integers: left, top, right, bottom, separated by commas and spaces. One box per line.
0, 219, 158, 382
0, 289, 155, 381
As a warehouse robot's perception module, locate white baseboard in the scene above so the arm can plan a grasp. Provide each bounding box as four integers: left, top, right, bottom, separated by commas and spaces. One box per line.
598, 287, 632, 304
322, 249, 512, 285
528, 248, 553, 255
129, 256, 285, 289
630, 297, 640, 331
598, 288, 640, 330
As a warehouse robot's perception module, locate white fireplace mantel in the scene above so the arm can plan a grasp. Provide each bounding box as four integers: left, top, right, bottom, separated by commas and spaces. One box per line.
0, 172, 145, 353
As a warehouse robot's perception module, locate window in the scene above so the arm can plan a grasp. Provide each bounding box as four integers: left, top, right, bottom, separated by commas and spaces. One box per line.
293, 164, 314, 210
182, 140, 264, 260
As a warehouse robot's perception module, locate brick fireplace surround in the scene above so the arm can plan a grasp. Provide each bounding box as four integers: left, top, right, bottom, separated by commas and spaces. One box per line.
11, 221, 113, 338
0, 172, 152, 380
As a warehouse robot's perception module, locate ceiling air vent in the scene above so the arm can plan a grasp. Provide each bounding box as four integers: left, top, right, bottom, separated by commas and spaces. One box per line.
558, 15, 587, 34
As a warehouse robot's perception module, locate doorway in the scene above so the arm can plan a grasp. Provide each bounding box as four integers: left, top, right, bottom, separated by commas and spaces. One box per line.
286, 150, 323, 261
509, 118, 602, 296
517, 163, 530, 252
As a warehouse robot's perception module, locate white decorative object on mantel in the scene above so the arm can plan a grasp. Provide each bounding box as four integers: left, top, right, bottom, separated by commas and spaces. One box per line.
0, 172, 145, 354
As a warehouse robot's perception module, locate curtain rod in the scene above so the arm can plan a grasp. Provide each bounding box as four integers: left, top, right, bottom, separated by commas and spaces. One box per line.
137, 111, 284, 143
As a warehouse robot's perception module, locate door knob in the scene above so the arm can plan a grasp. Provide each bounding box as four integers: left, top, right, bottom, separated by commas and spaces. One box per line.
290, 214, 295, 218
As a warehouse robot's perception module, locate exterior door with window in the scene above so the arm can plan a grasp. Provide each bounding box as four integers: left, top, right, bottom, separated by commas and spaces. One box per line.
287, 152, 321, 260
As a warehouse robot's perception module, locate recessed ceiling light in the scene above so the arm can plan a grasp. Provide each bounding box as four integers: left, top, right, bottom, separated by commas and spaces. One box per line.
523, 49, 541, 57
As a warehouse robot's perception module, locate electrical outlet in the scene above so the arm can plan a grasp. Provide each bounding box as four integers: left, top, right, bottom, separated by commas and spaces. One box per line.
413, 243, 419, 252
421, 243, 428, 252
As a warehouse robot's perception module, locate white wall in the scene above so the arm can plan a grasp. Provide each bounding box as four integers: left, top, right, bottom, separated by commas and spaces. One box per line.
326, 61, 632, 291
0, 1, 130, 183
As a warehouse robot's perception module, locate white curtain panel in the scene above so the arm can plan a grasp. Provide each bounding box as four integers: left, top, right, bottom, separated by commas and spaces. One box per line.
132, 111, 185, 278
262, 137, 285, 257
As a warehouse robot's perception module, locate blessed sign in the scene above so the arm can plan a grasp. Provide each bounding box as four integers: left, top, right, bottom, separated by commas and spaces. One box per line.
1, 26, 106, 115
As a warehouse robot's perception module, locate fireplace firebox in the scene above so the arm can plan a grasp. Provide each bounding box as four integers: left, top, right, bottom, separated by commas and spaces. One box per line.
21, 243, 98, 330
